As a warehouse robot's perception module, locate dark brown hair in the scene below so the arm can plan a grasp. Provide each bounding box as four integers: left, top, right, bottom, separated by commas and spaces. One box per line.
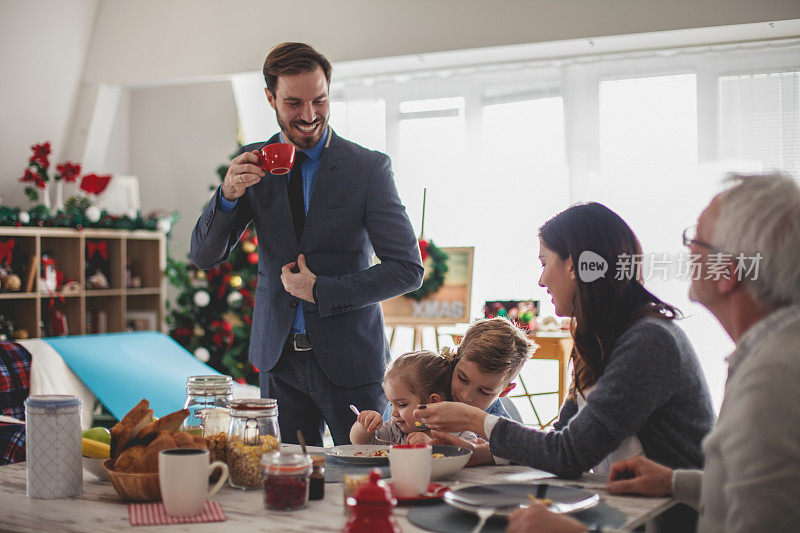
384, 350, 454, 401
262, 42, 332, 96
458, 317, 533, 383
538, 202, 680, 398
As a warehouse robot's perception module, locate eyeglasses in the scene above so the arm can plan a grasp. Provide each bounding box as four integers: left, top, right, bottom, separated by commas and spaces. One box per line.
682, 225, 720, 252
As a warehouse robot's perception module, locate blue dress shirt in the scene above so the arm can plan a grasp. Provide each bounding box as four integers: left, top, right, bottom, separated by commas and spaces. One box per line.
218, 128, 330, 334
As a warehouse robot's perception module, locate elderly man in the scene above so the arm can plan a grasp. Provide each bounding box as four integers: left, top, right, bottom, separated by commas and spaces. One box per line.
507, 173, 800, 533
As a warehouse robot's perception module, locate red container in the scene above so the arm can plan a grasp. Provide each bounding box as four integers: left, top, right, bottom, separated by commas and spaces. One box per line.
342, 470, 401, 533
259, 143, 296, 175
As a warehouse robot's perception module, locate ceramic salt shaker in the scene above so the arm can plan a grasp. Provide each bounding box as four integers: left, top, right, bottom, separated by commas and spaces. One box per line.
24, 395, 83, 499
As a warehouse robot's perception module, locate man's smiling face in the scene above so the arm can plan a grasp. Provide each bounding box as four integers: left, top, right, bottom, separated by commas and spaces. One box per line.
266, 65, 330, 149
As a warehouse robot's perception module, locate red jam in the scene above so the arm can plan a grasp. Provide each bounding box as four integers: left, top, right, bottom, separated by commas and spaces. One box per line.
264, 473, 310, 510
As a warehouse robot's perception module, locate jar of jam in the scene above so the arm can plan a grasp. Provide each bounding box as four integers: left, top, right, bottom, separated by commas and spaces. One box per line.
261, 451, 313, 510
227, 399, 281, 489
182, 375, 233, 436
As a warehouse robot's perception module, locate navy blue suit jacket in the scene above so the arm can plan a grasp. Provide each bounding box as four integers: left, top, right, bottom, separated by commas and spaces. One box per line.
190, 130, 423, 387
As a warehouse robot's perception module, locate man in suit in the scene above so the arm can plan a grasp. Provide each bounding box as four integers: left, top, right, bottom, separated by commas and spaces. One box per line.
190, 42, 423, 446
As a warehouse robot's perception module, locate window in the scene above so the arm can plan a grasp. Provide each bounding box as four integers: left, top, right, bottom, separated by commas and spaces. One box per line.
719, 71, 800, 175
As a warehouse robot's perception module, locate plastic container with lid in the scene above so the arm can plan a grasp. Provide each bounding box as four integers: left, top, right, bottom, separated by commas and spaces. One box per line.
182, 375, 233, 436
261, 451, 313, 510
24, 395, 83, 499
227, 399, 281, 489
342, 469, 401, 533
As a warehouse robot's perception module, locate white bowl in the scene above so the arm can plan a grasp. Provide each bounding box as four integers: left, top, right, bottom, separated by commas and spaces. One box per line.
430, 445, 472, 480
82, 456, 109, 480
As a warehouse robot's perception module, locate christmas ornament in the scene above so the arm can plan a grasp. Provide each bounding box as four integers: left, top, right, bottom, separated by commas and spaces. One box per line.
227, 291, 243, 308
194, 347, 211, 362
193, 290, 211, 307
194, 325, 204, 337
17, 211, 30, 224
157, 217, 172, 234
79, 173, 112, 195
229, 275, 243, 288
222, 310, 244, 328
403, 239, 448, 301
3, 274, 21, 292
242, 241, 256, 253
196, 271, 206, 281
85, 205, 101, 223
247, 252, 259, 265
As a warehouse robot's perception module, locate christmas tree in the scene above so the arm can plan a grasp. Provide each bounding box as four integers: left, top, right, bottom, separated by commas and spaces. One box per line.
166, 146, 260, 384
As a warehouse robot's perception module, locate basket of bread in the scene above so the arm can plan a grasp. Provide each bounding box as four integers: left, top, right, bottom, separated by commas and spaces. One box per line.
102, 399, 208, 501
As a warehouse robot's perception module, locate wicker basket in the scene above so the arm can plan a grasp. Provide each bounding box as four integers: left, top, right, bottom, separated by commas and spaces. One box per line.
102, 459, 162, 502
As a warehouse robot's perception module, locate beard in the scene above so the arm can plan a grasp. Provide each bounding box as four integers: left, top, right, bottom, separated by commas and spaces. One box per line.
276, 108, 328, 149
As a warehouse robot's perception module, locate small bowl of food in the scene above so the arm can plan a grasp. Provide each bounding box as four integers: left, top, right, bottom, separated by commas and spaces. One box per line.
430, 445, 472, 479
82, 456, 109, 481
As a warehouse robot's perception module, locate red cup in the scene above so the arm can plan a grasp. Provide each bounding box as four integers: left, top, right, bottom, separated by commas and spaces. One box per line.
259, 143, 296, 175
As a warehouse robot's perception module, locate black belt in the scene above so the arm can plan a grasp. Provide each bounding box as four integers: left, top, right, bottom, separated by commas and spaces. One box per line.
288, 333, 312, 351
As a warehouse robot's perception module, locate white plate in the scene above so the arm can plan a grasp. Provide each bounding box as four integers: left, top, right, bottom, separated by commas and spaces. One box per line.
325, 444, 390, 464
443, 483, 599, 517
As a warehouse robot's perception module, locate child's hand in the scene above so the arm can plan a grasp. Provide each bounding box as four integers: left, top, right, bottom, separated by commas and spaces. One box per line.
357, 410, 383, 433
406, 432, 433, 446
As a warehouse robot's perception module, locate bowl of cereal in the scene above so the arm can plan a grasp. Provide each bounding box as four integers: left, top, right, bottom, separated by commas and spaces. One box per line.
430, 445, 472, 480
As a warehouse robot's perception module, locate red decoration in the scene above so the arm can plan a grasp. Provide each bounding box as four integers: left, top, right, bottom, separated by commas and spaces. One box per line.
418, 239, 430, 262
0, 239, 14, 265
29, 142, 51, 169
20, 168, 46, 189
86, 240, 109, 260
211, 319, 234, 349
56, 161, 81, 183
247, 252, 259, 264
79, 173, 112, 195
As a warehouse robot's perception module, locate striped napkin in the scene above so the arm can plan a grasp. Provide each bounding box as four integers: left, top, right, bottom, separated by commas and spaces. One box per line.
128, 501, 226, 526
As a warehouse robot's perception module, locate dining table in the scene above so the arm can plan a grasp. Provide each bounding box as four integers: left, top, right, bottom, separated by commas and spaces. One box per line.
0, 445, 676, 532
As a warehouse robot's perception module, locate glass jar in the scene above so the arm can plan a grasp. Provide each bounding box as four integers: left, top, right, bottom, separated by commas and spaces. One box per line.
309, 455, 325, 500
227, 399, 281, 489
261, 451, 312, 510
182, 375, 233, 437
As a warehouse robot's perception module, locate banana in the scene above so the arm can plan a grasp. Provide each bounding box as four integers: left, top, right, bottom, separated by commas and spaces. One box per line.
82, 437, 110, 459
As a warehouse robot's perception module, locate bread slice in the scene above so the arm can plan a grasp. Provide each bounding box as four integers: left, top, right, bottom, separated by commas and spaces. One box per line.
110, 399, 154, 460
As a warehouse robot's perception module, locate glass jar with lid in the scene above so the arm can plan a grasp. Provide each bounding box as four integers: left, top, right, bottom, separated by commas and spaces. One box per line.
182, 375, 233, 437
261, 451, 313, 510
227, 399, 281, 489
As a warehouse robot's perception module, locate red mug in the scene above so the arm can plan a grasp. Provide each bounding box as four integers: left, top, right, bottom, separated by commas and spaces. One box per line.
259, 143, 296, 175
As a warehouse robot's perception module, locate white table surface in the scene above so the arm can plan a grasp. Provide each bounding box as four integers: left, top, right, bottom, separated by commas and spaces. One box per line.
0, 446, 675, 532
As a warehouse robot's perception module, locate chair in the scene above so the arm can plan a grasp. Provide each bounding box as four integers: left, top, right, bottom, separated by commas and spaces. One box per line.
499, 396, 524, 424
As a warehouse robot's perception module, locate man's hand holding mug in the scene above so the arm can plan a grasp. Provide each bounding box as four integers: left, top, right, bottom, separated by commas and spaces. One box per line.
221, 143, 296, 201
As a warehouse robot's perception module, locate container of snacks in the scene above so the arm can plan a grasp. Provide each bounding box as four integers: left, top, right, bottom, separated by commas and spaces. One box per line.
182, 375, 233, 437
261, 451, 313, 510
227, 399, 281, 489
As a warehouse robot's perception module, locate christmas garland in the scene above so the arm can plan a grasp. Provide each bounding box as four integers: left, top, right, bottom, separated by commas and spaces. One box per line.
404, 239, 448, 301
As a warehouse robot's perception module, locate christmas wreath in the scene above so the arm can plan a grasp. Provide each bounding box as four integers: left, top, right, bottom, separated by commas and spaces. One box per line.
404, 239, 448, 301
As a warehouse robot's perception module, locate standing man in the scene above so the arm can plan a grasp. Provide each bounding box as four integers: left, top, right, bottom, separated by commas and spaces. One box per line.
506, 172, 800, 533
190, 43, 423, 446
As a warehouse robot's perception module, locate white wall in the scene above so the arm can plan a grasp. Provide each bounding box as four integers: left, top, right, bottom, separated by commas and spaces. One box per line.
129, 81, 238, 261
0, 0, 97, 207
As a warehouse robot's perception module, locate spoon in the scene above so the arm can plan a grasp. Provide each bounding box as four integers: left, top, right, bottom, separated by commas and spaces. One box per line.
350, 404, 393, 445
0, 415, 24, 425
471, 507, 494, 533
296, 430, 307, 455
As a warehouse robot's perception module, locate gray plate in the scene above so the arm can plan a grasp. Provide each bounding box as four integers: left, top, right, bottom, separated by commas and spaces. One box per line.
325, 444, 390, 464
443, 483, 600, 517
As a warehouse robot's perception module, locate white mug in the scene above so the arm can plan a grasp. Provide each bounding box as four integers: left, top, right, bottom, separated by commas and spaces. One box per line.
388, 444, 431, 498
159, 449, 228, 516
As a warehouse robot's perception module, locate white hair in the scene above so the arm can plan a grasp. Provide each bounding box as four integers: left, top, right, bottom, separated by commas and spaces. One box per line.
713, 172, 800, 309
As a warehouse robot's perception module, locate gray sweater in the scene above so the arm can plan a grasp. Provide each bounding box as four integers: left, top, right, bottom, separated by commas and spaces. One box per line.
489, 317, 715, 478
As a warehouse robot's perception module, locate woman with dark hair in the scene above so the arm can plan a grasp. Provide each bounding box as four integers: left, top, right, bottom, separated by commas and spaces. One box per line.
414, 202, 714, 478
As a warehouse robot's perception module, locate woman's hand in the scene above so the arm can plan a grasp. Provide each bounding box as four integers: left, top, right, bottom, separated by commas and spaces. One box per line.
606, 456, 674, 497
413, 401, 487, 435
507, 504, 587, 533
430, 431, 494, 466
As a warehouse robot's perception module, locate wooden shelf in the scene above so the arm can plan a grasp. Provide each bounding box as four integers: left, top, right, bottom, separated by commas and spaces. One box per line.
0, 227, 166, 338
